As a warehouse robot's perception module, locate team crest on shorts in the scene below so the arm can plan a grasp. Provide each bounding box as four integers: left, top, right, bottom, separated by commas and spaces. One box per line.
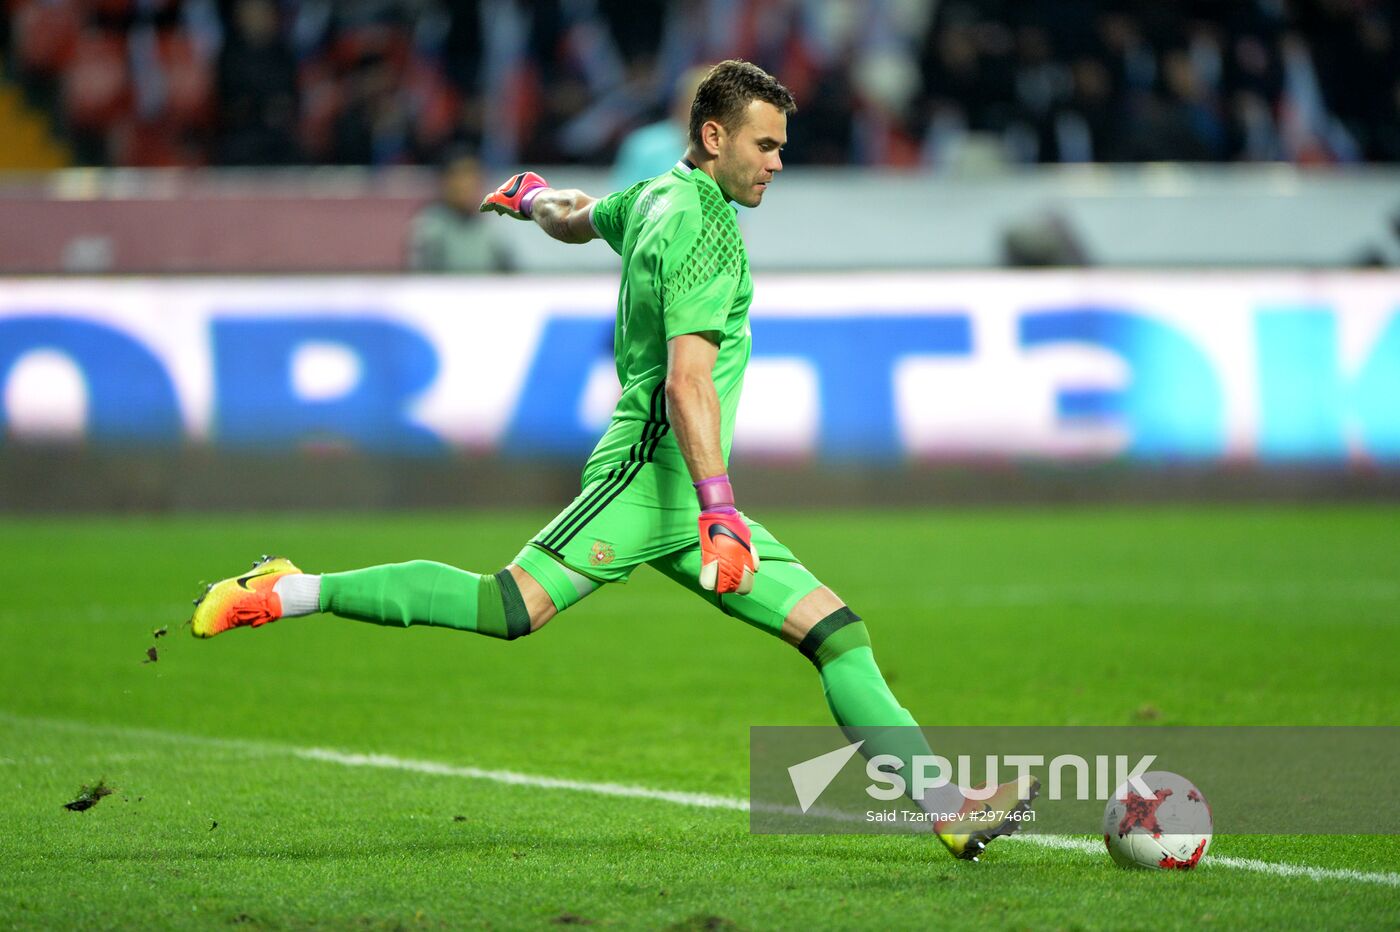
589, 541, 616, 566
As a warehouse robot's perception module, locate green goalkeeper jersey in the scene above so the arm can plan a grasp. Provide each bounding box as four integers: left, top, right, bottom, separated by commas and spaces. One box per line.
584, 160, 753, 489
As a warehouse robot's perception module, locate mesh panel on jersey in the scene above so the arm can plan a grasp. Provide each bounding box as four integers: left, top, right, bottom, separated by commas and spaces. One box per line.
661, 181, 743, 307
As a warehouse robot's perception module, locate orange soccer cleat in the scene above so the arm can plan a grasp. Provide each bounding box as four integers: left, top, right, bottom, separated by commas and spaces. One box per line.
189, 555, 300, 638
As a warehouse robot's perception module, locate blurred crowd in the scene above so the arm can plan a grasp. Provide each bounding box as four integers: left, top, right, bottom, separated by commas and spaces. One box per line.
915, 0, 1400, 165
5, 0, 1399, 169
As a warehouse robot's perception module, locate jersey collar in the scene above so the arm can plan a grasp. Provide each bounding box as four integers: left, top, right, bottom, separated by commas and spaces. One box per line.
676, 158, 734, 204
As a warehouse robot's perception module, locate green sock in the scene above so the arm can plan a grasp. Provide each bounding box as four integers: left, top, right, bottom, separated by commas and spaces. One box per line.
318, 560, 531, 640
817, 647, 919, 729
801, 609, 959, 814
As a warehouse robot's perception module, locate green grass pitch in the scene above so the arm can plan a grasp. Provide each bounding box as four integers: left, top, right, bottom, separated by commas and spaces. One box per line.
1, 506, 1397, 929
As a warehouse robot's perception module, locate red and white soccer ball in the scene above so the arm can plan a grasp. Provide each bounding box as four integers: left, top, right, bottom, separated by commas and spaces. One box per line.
1102, 770, 1212, 870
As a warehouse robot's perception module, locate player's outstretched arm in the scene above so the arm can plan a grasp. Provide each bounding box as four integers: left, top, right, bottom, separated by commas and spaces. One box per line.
667, 334, 759, 595
479, 171, 599, 244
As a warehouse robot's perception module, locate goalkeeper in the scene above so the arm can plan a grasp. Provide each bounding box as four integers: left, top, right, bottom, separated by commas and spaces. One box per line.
188, 60, 1034, 860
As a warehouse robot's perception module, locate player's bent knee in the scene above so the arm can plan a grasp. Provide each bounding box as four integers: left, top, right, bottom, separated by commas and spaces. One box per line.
469, 568, 535, 640
507, 563, 558, 633
795, 606, 869, 668
779, 584, 847, 645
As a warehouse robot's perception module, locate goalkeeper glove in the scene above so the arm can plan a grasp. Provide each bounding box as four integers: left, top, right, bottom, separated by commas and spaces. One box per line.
479, 171, 548, 220
695, 474, 759, 596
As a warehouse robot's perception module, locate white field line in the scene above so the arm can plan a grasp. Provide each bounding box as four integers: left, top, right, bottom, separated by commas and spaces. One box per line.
294, 747, 747, 812
5, 713, 1398, 889
1007, 833, 1400, 887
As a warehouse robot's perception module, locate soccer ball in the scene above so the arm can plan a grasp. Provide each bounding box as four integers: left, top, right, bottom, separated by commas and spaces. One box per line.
1102, 770, 1212, 870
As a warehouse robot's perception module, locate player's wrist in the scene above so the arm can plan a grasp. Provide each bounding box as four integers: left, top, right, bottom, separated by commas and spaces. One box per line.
519, 186, 545, 219
695, 474, 736, 514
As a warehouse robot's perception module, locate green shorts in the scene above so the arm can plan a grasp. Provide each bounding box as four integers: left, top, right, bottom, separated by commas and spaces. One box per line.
527, 461, 799, 582
511, 462, 821, 638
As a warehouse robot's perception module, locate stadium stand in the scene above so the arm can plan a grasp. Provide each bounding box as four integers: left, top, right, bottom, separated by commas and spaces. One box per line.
2, 0, 1398, 169
0, 69, 67, 168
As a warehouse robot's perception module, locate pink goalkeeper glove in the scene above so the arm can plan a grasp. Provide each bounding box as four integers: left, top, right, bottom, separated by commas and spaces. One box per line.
695, 474, 759, 596
479, 171, 548, 220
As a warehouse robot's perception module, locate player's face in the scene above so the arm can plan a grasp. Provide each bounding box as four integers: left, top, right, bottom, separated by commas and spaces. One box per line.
716, 100, 787, 208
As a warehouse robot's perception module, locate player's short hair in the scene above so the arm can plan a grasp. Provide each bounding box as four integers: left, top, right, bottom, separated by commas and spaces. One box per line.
688, 60, 797, 148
